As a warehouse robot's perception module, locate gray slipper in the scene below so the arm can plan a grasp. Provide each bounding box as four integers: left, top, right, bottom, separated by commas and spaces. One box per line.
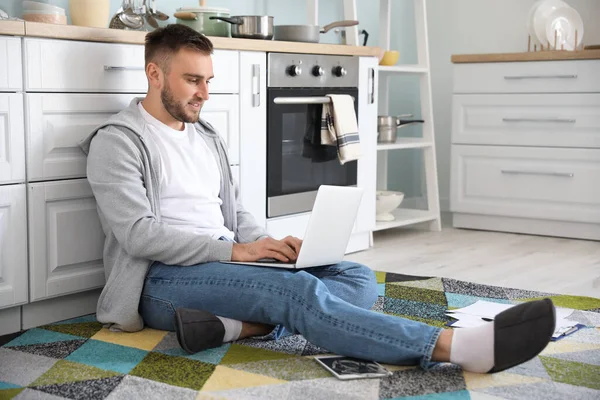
175, 308, 225, 354
489, 298, 555, 373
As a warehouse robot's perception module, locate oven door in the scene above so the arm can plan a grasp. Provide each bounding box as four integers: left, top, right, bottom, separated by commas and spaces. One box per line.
267, 87, 358, 218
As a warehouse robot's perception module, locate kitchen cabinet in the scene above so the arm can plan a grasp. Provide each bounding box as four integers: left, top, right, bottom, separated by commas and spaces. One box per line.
450, 59, 600, 240
0, 93, 25, 184
0, 36, 22, 91
26, 93, 140, 181
0, 184, 28, 309
28, 179, 105, 302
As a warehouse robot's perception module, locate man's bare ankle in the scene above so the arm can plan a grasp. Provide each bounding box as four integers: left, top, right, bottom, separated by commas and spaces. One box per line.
431, 329, 453, 362
239, 322, 274, 339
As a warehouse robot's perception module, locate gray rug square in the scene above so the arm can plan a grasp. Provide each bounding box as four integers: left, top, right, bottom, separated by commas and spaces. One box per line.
0, 348, 58, 386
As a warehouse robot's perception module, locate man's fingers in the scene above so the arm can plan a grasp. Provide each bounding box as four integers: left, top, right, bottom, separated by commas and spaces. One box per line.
266, 250, 289, 262
283, 236, 302, 254
265, 239, 296, 261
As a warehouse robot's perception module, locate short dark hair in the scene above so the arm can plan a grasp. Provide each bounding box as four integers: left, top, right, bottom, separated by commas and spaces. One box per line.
144, 24, 213, 72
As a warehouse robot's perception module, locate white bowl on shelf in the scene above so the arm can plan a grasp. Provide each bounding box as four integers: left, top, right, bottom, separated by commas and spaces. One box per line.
376, 190, 404, 222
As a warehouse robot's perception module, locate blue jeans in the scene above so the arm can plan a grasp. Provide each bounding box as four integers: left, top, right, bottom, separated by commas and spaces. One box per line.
139, 261, 442, 368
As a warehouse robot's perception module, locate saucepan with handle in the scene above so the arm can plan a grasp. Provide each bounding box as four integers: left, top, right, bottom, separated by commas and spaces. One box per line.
274, 20, 359, 43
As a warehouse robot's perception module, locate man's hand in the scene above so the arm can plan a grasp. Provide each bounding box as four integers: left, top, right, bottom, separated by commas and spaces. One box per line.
281, 235, 302, 255
231, 237, 302, 262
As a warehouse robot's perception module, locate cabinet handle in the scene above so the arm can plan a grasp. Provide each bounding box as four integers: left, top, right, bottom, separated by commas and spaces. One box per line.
104, 65, 145, 71
503, 74, 577, 80
501, 170, 574, 178
252, 64, 260, 108
502, 117, 576, 123
368, 67, 375, 104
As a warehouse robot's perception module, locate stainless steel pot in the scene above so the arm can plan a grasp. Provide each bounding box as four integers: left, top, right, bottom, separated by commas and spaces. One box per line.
274, 20, 359, 43
209, 15, 273, 40
174, 6, 231, 37
377, 115, 425, 143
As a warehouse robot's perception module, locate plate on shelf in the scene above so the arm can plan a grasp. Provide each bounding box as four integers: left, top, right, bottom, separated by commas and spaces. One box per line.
530, 0, 584, 50
543, 5, 584, 50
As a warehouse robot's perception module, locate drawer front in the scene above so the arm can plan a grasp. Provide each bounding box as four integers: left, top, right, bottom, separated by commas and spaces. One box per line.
453, 60, 600, 94
0, 93, 26, 184
452, 94, 600, 148
26, 93, 140, 181
0, 36, 22, 91
24, 38, 239, 93
28, 179, 105, 301
450, 145, 600, 223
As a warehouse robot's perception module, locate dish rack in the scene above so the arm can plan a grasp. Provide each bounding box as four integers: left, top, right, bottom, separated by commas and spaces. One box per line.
527, 30, 585, 52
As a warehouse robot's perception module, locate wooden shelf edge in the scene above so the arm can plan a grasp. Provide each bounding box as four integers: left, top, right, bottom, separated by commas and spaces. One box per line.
452, 50, 600, 63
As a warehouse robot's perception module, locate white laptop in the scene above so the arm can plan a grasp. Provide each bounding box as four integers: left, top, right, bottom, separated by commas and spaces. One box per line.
225, 185, 364, 269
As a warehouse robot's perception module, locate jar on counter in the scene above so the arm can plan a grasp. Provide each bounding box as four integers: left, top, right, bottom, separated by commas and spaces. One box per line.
69, 0, 110, 28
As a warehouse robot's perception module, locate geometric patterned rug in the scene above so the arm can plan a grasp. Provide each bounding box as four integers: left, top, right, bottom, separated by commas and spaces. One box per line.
1, 272, 599, 400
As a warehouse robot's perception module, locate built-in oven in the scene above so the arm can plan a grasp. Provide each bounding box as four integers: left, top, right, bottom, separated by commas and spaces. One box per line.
267, 53, 360, 218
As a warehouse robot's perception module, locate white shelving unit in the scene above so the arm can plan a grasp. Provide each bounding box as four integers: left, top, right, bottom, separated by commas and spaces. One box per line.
372, 0, 442, 232
310, 0, 442, 233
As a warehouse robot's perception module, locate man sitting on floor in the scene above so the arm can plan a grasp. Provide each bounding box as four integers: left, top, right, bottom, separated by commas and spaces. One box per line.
80, 24, 556, 374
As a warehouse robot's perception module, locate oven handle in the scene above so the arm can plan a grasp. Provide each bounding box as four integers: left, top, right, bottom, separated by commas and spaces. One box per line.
273, 96, 355, 105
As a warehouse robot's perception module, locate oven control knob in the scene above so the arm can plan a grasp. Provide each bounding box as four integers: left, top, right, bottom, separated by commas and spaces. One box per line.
287, 65, 302, 77
312, 66, 324, 77
333, 66, 347, 77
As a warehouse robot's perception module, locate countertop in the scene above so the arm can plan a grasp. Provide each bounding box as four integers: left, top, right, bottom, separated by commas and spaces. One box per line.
452, 50, 600, 63
0, 21, 381, 57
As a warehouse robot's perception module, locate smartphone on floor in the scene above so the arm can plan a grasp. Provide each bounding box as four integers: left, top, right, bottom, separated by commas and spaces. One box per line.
314, 355, 392, 380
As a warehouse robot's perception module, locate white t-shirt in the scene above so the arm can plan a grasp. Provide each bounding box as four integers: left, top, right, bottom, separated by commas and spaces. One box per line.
138, 103, 234, 240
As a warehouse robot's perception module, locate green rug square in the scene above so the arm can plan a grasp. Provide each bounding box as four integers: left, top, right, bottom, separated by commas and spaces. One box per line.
385, 285, 447, 305
29, 360, 120, 387
525, 295, 600, 311
129, 352, 215, 391
40, 322, 104, 339
540, 356, 600, 390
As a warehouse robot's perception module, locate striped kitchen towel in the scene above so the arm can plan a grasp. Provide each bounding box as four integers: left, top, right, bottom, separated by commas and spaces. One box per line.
321, 94, 361, 164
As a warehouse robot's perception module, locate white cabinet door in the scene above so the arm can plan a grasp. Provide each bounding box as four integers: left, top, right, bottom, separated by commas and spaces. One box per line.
211, 50, 240, 94
26, 93, 140, 181
0, 94, 25, 184
28, 179, 106, 301
0, 184, 28, 309
355, 56, 378, 233
0, 37, 22, 91
201, 94, 240, 165
239, 51, 267, 228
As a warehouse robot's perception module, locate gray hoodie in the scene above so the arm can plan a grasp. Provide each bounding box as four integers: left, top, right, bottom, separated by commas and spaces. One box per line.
79, 98, 269, 332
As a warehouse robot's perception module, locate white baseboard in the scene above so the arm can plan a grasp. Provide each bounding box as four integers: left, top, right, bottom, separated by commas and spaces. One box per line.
0, 307, 21, 336
22, 289, 101, 330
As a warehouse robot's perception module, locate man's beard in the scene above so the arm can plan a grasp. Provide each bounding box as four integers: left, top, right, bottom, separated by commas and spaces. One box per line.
160, 81, 201, 123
